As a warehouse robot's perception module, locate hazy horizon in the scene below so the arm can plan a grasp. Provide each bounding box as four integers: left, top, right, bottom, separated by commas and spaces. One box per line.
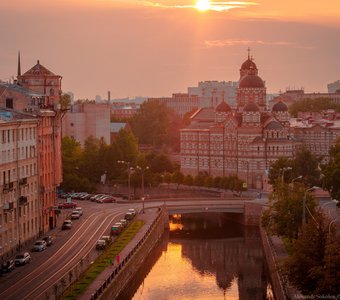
1, 0, 340, 99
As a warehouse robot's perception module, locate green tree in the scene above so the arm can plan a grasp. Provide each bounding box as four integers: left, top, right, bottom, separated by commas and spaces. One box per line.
183, 174, 194, 186
172, 171, 184, 187
289, 98, 340, 117
129, 100, 183, 150
284, 212, 337, 295
322, 137, 340, 207
262, 182, 317, 240
146, 152, 174, 174
60, 93, 71, 110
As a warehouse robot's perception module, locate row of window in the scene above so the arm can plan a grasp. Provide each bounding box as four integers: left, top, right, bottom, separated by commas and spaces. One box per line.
0, 127, 37, 144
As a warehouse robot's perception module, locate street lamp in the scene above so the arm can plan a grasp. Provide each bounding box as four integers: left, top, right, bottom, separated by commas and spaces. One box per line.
303, 186, 319, 234
328, 216, 340, 237
290, 175, 302, 184
136, 165, 149, 213
117, 161, 133, 201
281, 167, 292, 184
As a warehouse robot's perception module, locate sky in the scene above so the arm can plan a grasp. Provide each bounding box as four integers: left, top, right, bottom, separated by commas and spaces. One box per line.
1, 0, 340, 100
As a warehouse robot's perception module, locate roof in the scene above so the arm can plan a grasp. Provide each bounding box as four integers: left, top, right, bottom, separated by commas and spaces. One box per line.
265, 121, 284, 130
239, 74, 264, 88
110, 122, 127, 133
191, 107, 215, 122
216, 101, 232, 113
241, 58, 257, 71
21, 60, 57, 77
272, 101, 288, 112
0, 83, 43, 97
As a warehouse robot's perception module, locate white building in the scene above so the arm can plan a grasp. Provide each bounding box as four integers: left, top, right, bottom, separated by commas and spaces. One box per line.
0, 109, 39, 257
328, 80, 340, 93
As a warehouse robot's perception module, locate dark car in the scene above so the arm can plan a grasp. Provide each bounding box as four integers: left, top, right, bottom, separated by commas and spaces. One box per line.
1, 260, 15, 273
62, 220, 72, 230
58, 202, 77, 209
42, 236, 53, 246
14, 252, 31, 265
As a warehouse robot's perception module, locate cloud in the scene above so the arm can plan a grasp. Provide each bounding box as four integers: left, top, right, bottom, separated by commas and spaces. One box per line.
204, 39, 312, 48
142, 1, 258, 12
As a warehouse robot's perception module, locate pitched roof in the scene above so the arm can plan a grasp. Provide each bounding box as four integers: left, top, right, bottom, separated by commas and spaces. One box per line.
22, 60, 56, 77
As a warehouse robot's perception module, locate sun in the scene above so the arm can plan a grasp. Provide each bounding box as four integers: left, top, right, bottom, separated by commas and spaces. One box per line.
196, 0, 211, 12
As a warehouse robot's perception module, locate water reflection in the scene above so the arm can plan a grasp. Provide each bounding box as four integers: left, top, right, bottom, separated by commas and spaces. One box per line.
122, 213, 273, 300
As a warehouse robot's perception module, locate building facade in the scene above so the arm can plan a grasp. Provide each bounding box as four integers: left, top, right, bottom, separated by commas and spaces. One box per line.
0, 58, 63, 258
62, 102, 110, 146
180, 56, 297, 189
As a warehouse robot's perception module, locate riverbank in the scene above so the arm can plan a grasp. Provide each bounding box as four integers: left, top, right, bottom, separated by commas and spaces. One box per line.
80, 207, 168, 300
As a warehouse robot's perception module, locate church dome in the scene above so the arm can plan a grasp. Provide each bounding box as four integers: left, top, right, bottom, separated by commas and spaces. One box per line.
241, 58, 257, 71
216, 101, 232, 113
239, 74, 265, 88
272, 101, 288, 112
243, 102, 259, 112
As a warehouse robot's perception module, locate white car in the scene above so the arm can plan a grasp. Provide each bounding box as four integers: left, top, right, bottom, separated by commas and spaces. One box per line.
32, 240, 47, 252
15, 252, 31, 265
74, 207, 83, 216
71, 210, 81, 219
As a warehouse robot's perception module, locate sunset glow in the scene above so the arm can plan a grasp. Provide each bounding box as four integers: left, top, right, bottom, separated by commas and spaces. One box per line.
196, 0, 211, 11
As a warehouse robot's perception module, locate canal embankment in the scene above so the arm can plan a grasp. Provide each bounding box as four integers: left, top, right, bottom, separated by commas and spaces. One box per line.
80, 207, 169, 300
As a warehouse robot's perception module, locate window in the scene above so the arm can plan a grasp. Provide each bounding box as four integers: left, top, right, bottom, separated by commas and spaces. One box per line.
6, 98, 13, 109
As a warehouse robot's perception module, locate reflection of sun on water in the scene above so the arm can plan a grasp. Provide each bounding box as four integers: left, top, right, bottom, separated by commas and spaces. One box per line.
196, 0, 211, 12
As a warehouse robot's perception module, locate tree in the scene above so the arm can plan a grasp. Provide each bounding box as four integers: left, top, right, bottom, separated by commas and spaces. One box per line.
289, 98, 340, 117
284, 212, 339, 296
129, 100, 183, 151
146, 152, 174, 173
183, 174, 194, 186
172, 171, 184, 187
322, 137, 340, 207
262, 182, 317, 240
60, 93, 71, 110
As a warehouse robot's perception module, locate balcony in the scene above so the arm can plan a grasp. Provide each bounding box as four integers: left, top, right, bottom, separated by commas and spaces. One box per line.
19, 178, 28, 185
2, 182, 14, 192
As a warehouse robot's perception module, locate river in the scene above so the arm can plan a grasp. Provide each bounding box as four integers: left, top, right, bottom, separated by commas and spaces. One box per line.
118, 212, 274, 300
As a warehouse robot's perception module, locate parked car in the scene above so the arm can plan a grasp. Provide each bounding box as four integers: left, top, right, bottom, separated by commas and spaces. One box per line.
96, 239, 107, 250
111, 224, 122, 235
32, 240, 47, 252
120, 219, 128, 227
14, 252, 31, 265
74, 207, 83, 216
128, 208, 136, 216
124, 212, 134, 220
101, 235, 111, 244
42, 236, 53, 246
62, 220, 72, 230
71, 211, 81, 219
0, 260, 15, 272
90, 194, 107, 202
96, 196, 115, 203
58, 202, 77, 209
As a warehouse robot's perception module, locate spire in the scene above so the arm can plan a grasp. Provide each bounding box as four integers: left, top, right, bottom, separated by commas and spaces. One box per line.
247, 47, 251, 60
17, 51, 21, 77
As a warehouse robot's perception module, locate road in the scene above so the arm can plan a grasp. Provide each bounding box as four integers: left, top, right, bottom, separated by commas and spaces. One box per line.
0, 201, 139, 300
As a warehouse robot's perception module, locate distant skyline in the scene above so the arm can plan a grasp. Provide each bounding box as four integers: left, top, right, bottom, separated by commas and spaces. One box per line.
1, 0, 340, 99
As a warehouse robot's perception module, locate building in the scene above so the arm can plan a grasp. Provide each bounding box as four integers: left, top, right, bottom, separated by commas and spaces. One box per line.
328, 80, 340, 93
110, 122, 130, 143
269, 89, 340, 109
180, 55, 297, 189
62, 102, 110, 146
188, 80, 239, 109
0, 57, 63, 258
111, 102, 140, 120
0, 109, 39, 256
291, 110, 340, 161
148, 93, 199, 117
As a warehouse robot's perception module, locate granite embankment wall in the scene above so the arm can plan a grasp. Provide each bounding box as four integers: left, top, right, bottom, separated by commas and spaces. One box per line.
92, 208, 169, 300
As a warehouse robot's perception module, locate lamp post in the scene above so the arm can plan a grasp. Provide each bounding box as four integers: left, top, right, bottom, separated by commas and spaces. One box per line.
303, 186, 318, 234
328, 216, 340, 237
136, 166, 149, 213
117, 161, 133, 201
281, 167, 292, 184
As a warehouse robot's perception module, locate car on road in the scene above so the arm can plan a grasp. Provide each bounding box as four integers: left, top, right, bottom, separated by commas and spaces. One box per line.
58, 202, 77, 209
111, 224, 122, 235
42, 236, 53, 246
96, 196, 115, 203
0, 260, 15, 273
95, 239, 107, 250
124, 212, 134, 220
74, 207, 83, 216
71, 210, 81, 219
128, 208, 136, 216
62, 219, 72, 230
32, 240, 47, 252
14, 252, 31, 265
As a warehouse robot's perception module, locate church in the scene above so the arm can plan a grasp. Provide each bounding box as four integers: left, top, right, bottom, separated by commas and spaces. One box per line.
180, 54, 298, 189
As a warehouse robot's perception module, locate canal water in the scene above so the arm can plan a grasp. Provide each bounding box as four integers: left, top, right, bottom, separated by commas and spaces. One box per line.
118, 213, 274, 300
